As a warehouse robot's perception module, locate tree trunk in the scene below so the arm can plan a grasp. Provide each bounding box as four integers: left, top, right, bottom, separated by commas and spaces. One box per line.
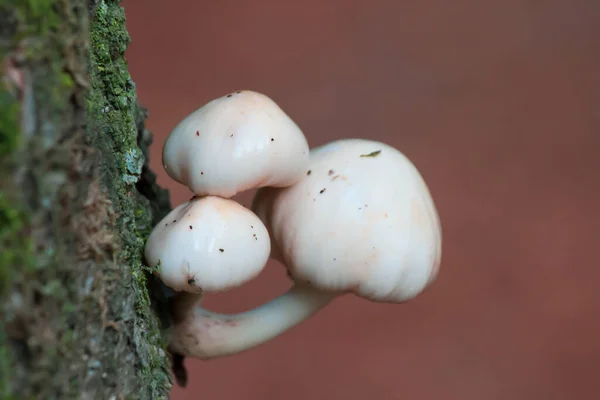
1, 1, 173, 398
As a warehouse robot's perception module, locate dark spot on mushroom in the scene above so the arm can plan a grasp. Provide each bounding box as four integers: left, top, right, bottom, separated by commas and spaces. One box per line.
227, 94, 233, 98
333, 258, 337, 261
165, 223, 168, 226
219, 248, 224, 252
319, 188, 326, 194
253, 233, 257, 240
360, 150, 382, 158
189, 225, 193, 229
236, 90, 242, 93
307, 170, 312, 175
250, 225, 254, 228
270, 138, 275, 142
230, 134, 234, 137
187, 278, 195, 285
173, 220, 177, 223
195, 130, 200, 136
200, 172, 204, 175
328, 169, 334, 175
358, 207, 362, 210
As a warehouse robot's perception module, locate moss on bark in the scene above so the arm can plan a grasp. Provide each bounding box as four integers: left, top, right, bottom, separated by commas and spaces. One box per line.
0, 0, 173, 398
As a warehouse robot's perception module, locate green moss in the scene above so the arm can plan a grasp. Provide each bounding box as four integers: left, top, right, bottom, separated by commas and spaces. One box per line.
0, 92, 24, 281
0, 92, 20, 157
1, 0, 172, 398
0, 149, 32, 399
0, 1, 59, 395
0, 193, 34, 297
7, 0, 60, 44
87, 1, 172, 398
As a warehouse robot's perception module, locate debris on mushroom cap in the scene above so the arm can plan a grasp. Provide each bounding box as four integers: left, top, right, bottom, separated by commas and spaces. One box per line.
162, 90, 310, 198
252, 139, 442, 303
144, 196, 271, 293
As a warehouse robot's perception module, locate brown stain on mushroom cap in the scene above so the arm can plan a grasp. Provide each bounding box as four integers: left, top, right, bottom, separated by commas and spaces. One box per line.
331, 174, 348, 181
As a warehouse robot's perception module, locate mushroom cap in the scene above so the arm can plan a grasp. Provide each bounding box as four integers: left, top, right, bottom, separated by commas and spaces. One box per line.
162, 90, 310, 198
144, 196, 270, 293
252, 139, 442, 303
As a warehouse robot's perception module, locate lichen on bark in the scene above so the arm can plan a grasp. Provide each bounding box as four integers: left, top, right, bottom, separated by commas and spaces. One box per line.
1, 0, 173, 399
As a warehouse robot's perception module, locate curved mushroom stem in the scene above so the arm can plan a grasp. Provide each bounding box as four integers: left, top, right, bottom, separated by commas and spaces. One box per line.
168, 284, 338, 359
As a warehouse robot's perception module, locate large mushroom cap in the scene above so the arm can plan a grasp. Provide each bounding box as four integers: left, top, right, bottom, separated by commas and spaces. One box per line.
145, 196, 270, 293
162, 90, 310, 198
252, 139, 441, 303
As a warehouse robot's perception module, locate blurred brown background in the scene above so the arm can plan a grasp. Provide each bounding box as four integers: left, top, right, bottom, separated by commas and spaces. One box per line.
123, 0, 600, 399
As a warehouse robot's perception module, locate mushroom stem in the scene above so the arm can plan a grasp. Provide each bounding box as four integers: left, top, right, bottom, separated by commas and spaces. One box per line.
168, 284, 338, 359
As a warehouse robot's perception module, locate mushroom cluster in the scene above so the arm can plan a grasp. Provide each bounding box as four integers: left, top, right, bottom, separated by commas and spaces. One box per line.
145, 90, 442, 381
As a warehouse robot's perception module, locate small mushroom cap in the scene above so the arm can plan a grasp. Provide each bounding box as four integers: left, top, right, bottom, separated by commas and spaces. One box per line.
162, 90, 310, 198
145, 196, 270, 293
252, 139, 441, 303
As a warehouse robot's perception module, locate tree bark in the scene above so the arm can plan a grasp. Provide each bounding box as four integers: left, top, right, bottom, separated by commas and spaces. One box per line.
1, 1, 173, 398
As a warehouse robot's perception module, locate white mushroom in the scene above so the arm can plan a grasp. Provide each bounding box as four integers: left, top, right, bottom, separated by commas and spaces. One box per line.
144, 196, 270, 294
162, 90, 310, 198
162, 138, 441, 359
254, 138, 441, 301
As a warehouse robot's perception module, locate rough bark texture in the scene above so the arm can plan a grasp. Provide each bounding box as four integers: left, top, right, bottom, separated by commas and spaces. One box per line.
0, 1, 173, 398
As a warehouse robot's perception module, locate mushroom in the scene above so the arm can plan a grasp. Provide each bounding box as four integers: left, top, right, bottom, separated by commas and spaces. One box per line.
144, 195, 272, 367
144, 195, 271, 294
162, 90, 310, 198
156, 138, 441, 360
253, 139, 441, 301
